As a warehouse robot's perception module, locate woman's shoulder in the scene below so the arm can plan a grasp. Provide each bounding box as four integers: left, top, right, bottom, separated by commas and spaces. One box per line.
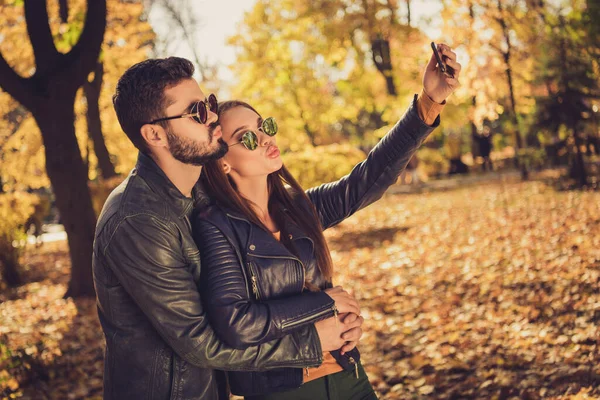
193, 203, 229, 227
286, 186, 315, 212
192, 204, 244, 244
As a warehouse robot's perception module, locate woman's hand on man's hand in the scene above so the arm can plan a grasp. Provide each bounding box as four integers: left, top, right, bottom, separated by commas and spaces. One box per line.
339, 312, 362, 355
325, 286, 361, 316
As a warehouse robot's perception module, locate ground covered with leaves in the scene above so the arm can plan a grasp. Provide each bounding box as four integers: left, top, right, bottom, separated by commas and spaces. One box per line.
1, 179, 599, 399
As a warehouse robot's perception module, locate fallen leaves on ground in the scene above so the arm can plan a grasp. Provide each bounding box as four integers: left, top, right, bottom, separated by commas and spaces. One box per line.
1, 179, 599, 399
326, 180, 600, 399
0, 242, 104, 400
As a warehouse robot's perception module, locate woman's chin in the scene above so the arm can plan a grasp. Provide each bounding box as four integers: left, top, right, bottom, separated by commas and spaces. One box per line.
270, 158, 284, 172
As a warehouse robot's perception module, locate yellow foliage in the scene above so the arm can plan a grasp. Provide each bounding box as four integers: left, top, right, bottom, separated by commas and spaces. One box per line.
1, 117, 49, 191
417, 147, 449, 179
282, 144, 366, 189
229, 0, 428, 151
0, 192, 39, 277
88, 176, 125, 217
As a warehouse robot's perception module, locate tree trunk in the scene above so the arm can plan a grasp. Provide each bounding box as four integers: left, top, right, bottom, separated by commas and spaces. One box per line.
33, 100, 97, 298
385, 0, 399, 26
470, 96, 478, 138
496, 0, 528, 180
289, 85, 318, 146
405, 0, 411, 27
504, 64, 528, 179
384, 74, 397, 96
0, 253, 22, 287
504, 65, 524, 151
0, 0, 106, 298
83, 62, 117, 179
570, 123, 588, 187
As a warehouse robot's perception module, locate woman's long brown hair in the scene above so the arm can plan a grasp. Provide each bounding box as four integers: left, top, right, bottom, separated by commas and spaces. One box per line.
201, 101, 333, 284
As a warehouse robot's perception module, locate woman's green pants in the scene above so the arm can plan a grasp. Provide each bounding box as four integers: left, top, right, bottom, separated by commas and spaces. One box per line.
245, 363, 378, 400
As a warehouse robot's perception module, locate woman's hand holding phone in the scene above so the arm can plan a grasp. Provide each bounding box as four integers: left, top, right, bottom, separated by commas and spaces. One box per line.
423, 42, 462, 103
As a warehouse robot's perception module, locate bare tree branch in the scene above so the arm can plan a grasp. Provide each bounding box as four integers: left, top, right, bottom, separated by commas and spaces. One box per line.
59, 0, 69, 23
24, 0, 59, 73
148, 0, 214, 82
0, 53, 34, 108
65, 0, 107, 85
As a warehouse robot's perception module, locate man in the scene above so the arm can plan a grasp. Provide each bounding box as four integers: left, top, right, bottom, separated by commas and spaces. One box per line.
93, 57, 363, 400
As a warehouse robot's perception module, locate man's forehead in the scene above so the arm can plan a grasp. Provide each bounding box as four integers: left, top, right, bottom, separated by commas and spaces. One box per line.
164, 79, 204, 109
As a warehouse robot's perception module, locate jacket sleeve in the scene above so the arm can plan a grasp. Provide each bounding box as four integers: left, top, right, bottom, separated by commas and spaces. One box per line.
193, 217, 336, 349
305, 95, 439, 230
100, 214, 323, 371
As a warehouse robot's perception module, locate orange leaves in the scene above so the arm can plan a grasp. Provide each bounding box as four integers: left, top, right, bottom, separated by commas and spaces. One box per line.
325, 180, 600, 398
0, 242, 104, 399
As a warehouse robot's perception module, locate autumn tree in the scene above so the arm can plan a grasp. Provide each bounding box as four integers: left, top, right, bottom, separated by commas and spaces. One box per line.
533, 1, 600, 187
229, 0, 430, 151
1, 1, 155, 186
441, 0, 540, 177
0, 0, 106, 297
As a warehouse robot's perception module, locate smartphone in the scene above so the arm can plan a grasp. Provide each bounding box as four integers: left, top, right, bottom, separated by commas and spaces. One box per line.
431, 42, 455, 78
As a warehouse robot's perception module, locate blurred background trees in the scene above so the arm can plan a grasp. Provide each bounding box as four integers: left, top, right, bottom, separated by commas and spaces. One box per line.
0, 0, 599, 294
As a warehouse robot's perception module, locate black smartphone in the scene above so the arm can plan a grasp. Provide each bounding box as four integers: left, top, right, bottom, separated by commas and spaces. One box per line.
431, 42, 455, 78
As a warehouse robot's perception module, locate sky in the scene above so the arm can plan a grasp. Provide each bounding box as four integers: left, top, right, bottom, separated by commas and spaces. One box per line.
149, 0, 444, 96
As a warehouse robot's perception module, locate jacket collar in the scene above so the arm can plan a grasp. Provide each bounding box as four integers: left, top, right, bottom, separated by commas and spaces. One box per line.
221, 203, 312, 244
135, 152, 210, 218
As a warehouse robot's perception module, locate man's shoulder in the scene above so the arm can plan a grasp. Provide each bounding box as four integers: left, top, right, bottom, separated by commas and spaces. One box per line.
96, 171, 171, 240
106, 172, 169, 215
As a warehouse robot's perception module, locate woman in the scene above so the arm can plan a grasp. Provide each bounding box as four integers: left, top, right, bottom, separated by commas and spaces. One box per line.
193, 45, 459, 399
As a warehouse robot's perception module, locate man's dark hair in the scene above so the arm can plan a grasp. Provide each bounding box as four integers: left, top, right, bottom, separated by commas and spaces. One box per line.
112, 57, 195, 153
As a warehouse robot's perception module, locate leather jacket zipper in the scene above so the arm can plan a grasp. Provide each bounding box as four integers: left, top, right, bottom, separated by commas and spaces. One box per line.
333, 304, 339, 326
280, 303, 337, 330
247, 262, 261, 300
348, 356, 359, 379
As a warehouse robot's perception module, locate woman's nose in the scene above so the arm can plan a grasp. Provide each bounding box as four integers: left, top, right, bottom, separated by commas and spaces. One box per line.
259, 130, 275, 146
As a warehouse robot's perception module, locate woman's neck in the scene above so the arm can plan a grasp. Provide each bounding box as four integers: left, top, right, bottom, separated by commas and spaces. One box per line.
234, 176, 277, 231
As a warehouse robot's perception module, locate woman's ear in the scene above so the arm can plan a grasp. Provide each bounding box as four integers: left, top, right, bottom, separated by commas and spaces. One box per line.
140, 124, 168, 150
221, 161, 232, 175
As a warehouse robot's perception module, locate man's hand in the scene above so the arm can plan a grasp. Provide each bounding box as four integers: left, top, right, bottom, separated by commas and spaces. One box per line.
315, 312, 364, 352
339, 313, 363, 355
324, 286, 361, 316
423, 43, 462, 103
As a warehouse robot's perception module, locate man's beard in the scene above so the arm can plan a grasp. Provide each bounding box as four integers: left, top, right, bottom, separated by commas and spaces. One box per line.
166, 127, 228, 166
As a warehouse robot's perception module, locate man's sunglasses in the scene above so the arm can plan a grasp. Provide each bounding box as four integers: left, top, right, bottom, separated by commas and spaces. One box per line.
229, 117, 278, 150
148, 94, 218, 125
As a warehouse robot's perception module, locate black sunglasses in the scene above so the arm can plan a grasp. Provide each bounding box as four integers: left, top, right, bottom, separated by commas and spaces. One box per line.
148, 94, 218, 125
229, 117, 278, 150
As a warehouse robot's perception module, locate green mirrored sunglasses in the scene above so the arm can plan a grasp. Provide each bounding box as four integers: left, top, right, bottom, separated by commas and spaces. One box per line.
229, 117, 278, 151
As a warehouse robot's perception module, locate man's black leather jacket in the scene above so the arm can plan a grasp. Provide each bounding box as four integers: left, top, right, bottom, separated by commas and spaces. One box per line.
92, 152, 330, 400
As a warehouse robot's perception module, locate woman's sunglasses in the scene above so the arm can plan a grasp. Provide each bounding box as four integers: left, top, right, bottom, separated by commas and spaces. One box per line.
229, 117, 278, 150
148, 94, 218, 125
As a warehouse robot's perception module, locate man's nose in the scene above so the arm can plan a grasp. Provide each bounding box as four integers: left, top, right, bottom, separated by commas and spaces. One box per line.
206, 109, 218, 126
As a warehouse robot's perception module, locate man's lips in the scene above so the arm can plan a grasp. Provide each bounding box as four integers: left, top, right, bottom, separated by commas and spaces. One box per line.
211, 125, 222, 139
